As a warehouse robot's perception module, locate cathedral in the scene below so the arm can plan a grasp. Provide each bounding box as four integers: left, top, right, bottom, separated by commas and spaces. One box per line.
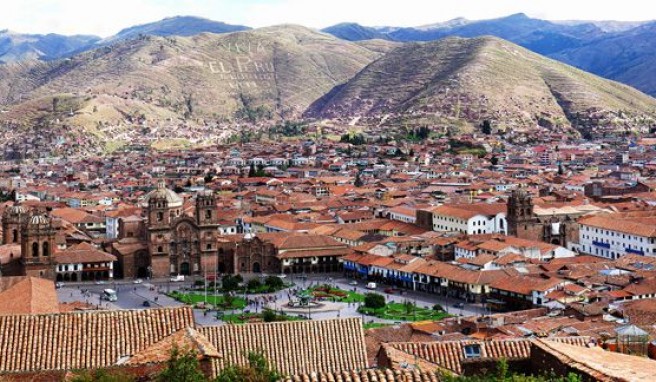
113, 180, 221, 279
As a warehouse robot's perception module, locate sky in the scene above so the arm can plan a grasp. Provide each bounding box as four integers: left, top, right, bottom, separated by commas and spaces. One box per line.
1, 0, 654, 37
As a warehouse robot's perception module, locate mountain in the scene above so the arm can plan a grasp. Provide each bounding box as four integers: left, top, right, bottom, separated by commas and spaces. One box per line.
320, 23, 393, 41
306, 36, 656, 135
322, 14, 606, 55
100, 16, 250, 45
0, 30, 100, 62
0, 16, 250, 63
0, 25, 383, 148
551, 22, 656, 96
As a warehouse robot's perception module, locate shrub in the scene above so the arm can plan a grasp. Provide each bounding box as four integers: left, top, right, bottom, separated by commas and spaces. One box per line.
433, 304, 444, 311
221, 275, 239, 291
264, 275, 284, 289
247, 278, 262, 291
262, 309, 277, 323
364, 293, 386, 309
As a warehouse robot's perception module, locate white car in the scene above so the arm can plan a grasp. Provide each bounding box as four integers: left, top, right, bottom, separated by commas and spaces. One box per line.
133, 279, 143, 284
349, 280, 358, 286
277, 274, 287, 279
170, 275, 185, 282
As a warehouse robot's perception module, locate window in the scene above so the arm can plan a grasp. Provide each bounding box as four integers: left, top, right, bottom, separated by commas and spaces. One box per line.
206, 243, 212, 250
42, 242, 50, 257
157, 246, 163, 253
32, 242, 39, 257
12, 229, 17, 243
157, 212, 163, 222
205, 210, 212, 219
464, 344, 481, 359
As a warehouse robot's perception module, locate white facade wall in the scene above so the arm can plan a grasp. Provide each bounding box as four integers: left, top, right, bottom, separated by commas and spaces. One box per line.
579, 224, 656, 259
433, 213, 507, 235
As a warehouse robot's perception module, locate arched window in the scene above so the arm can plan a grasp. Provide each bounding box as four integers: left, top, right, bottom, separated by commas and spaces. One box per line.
12, 229, 17, 243
158, 246, 163, 253
32, 242, 39, 257
205, 210, 212, 219
42, 242, 50, 257
157, 212, 163, 222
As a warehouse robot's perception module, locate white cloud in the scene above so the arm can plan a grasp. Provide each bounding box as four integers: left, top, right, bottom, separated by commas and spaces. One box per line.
0, 0, 653, 37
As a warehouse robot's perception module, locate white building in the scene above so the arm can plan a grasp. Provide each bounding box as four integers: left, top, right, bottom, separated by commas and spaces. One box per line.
578, 214, 656, 260
429, 204, 507, 235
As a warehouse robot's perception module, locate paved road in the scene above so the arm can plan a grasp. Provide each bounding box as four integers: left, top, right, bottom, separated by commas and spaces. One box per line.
56, 273, 487, 325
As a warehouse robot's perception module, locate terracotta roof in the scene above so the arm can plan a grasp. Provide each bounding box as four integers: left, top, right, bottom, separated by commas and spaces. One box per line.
0, 277, 59, 316
285, 369, 442, 382
199, 318, 368, 377
384, 337, 590, 375
55, 242, 117, 264
532, 338, 656, 381
0, 307, 194, 373
126, 327, 220, 365
579, 214, 656, 237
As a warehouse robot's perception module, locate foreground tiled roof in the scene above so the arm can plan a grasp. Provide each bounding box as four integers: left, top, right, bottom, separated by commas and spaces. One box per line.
0, 307, 194, 373
199, 318, 368, 377
384, 337, 591, 375
285, 369, 442, 382
126, 327, 220, 365
532, 338, 656, 381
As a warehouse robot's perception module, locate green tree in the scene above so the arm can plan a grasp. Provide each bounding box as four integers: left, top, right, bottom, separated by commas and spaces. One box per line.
215, 351, 280, 382
364, 293, 386, 309
481, 119, 492, 135
222, 275, 239, 291
264, 276, 284, 290
354, 172, 364, 187
247, 278, 262, 291
156, 345, 206, 382
262, 309, 277, 323
70, 370, 135, 382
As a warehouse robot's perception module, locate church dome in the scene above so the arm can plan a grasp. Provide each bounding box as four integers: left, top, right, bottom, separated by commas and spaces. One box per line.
28, 214, 50, 226
5, 204, 27, 216
142, 180, 183, 208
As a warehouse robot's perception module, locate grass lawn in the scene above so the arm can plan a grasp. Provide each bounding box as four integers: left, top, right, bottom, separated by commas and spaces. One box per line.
363, 322, 390, 330
359, 302, 450, 322
168, 291, 246, 310
307, 285, 366, 303
220, 312, 305, 324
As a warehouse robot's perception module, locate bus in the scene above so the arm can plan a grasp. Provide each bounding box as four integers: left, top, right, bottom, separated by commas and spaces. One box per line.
103, 289, 118, 302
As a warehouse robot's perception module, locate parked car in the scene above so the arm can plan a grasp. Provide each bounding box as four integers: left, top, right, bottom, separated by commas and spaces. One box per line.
366, 282, 377, 290
453, 302, 465, 309
133, 279, 143, 284
142, 300, 150, 307
55, 282, 64, 289
95, 280, 106, 285
349, 280, 358, 286
170, 275, 185, 282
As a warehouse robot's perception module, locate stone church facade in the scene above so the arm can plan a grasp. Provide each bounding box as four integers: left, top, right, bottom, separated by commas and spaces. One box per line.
506, 189, 579, 247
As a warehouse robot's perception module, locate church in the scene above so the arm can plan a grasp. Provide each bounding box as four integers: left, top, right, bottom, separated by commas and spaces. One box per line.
111, 181, 349, 278
506, 189, 602, 247
111, 180, 221, 279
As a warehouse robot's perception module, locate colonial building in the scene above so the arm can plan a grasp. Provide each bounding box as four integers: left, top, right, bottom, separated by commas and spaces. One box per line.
0, 205, 116, 281
216, 232, 349, 275
506, 189, 593, 247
